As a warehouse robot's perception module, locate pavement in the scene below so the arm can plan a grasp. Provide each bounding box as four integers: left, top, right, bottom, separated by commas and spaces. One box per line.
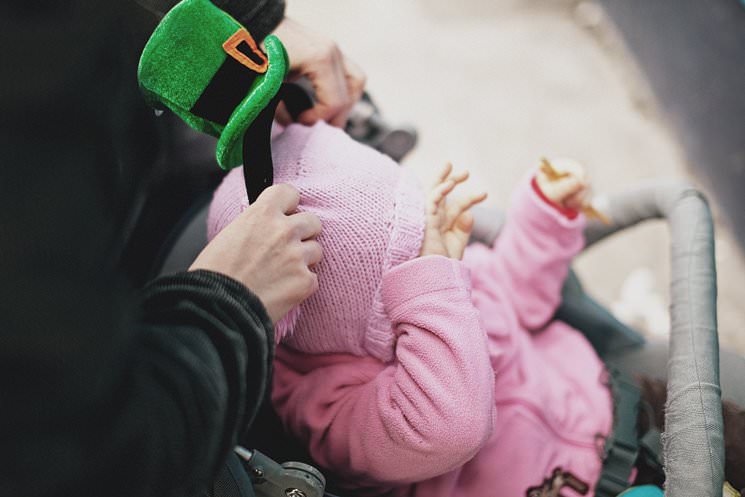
286, 0, 745, 354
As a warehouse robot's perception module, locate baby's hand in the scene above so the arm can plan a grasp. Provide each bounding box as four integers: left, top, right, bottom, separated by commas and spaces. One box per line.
420, 163, 488, 260
535, 158, 589, 212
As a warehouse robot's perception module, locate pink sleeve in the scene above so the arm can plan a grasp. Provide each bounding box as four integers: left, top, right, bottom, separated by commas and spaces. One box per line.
466, 173, 585, 331
272, 256, 495, 487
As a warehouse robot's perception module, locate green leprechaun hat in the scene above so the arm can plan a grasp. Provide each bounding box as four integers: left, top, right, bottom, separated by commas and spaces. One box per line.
138, 0, 288, 170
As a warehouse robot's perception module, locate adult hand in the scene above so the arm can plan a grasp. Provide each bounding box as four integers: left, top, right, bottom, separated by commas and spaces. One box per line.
190, 184, 322, 323
272, 17, 366, 128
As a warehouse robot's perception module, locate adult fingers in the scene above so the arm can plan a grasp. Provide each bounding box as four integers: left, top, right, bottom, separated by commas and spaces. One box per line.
343, 55, 366, 107
299, 47, 351, 128
306, 270, 320, 296
290, 211, 322, 240
256, 183, 300, 214
274, 101, 293, 126
293, 268, 320, 302
302, 239, 323, 266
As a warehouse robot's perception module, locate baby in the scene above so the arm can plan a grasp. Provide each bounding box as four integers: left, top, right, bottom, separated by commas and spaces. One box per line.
208, 121, 613, 496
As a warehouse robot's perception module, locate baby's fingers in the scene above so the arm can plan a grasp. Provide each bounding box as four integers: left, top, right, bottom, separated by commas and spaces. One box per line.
449, 169, 470, 186
557, 176, 585, 197
446, 192, 488, 230
447, 210, 475, 260
428, 179, 457, 214
454, 210, 475, 238
433, 162, 454, 188
542, 176, 586, 205
433, 162, 470, 188
549, 157, 588, 183
429, 172, 471, 212
564, 187, 589, 212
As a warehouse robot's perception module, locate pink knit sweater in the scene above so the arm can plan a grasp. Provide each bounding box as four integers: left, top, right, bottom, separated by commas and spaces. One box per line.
272, 175, 613, 497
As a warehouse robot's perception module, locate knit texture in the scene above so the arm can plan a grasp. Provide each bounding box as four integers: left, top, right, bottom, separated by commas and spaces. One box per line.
272, 173, 613, 497
208, 122, 425, 362
210, 122, 615, 496
270, 175, 614, 497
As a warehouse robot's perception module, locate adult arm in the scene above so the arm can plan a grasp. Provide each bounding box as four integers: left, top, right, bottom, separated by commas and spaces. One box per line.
137, 0, 286, 41
212, 0, 286, 41
0, 3, 276, 496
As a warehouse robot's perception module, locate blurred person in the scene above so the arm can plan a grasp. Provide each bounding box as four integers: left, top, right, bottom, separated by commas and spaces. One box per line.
0, 1, 363, 496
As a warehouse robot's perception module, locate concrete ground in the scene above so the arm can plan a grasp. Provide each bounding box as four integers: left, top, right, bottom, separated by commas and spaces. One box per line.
286, 0, 745, 354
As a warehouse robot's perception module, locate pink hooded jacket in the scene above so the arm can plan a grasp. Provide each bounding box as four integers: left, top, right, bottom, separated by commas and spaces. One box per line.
209, 123, 613, 497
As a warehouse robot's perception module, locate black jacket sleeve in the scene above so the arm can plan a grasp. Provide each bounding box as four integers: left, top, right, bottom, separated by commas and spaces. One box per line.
0, 2, 275, 496
127, 270, 275, 496
140, 270, 275, 445
212, 0, 286, 41
137, 0, 286, 41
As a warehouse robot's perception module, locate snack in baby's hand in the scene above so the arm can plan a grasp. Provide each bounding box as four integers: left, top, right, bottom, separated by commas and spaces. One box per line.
539, 158, 610, 224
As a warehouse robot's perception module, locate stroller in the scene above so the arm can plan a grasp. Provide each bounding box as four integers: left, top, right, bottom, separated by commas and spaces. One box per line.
135, 0, 744, 493
151, 86, 744, 497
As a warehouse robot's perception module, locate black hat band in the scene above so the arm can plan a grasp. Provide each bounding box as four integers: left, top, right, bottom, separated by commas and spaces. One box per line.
190, 36, 268, 125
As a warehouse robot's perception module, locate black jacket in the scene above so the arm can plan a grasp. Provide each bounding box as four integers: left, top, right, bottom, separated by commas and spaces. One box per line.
0, 1, 284, 496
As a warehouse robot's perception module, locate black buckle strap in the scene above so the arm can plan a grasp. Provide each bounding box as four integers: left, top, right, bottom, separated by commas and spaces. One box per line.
638, 426, 664, 473
241, 94, 280, 204
595, 367, 642, 497
241, 83, 315, 203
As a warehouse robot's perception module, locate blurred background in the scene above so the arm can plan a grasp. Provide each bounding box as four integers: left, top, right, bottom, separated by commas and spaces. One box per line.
286, 0, 745, 353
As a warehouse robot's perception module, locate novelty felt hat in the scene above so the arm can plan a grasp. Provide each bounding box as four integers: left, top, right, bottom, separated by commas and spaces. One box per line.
138, 0, 288, 169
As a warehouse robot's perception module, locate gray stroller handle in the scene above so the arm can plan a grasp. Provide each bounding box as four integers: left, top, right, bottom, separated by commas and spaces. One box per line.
473, 180, 725, 496
586, 181, 724, 497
